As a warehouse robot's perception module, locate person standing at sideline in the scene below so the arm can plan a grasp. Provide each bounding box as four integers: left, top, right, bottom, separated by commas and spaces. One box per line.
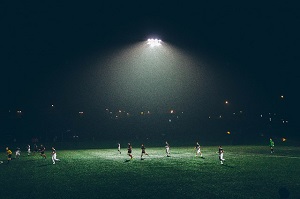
51, 147, 60, 164
165, 141, 170, 157
269, 138, 275, 153
127, 143, 133, 160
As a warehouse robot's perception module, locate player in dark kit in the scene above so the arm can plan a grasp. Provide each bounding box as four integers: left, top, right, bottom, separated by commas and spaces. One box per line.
33, 144, 38, 155
127, 143, 133, 160
39, 145, 46, 159
140, 144, 149, 160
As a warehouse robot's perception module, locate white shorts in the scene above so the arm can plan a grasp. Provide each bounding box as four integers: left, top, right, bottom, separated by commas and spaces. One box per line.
166, 147, 170, 154
219, 153, 224, 161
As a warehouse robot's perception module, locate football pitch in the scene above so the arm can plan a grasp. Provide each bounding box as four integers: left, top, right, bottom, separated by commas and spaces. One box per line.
1, 145, 300, 199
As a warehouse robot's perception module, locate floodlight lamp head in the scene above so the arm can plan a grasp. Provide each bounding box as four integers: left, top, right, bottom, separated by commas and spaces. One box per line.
147, 38, 162, 47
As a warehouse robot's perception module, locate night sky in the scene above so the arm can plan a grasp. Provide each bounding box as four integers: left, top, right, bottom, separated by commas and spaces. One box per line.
1, 1, 299, 134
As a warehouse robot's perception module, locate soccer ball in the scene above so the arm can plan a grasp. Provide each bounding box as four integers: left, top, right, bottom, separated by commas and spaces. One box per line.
0, 161, 3, 164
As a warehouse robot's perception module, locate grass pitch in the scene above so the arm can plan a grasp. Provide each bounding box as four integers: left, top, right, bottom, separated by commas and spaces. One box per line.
0, 145, 299, 199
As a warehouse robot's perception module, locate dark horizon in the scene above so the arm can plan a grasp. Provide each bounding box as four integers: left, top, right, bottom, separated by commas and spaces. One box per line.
1, 2, 299, 142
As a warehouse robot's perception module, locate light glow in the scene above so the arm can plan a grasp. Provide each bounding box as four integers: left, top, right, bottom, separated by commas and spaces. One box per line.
147, 38, 162, 47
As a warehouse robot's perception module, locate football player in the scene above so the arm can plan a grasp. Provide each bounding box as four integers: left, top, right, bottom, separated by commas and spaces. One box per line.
51, 147, 60, 164
6, 147, 12, 163
218, 146, 225, 165
140, 144, 149, 160
165, 141, 170, 157
127, 143, 133, 160
195, 142, 203, 157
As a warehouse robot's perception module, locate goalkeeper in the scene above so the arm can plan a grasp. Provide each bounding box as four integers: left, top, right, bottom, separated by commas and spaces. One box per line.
269, 138, 275, 154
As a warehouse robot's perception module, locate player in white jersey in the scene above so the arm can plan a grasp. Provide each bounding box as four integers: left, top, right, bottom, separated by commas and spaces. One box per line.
15, 147, 21, 159
27, 144, 31, 156
165, 141, 170, 157
218, 146, 225, 165
117, 143, 121, 154
195, 142, 203, 157
51, 147, 60, 164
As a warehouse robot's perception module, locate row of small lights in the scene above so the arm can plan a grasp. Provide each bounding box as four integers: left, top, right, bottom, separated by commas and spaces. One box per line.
12, 96, 286, 116
13, 105, 289, 141
106, 108, 179, 115
225, 97, 287, 142
225, 131, 287, 142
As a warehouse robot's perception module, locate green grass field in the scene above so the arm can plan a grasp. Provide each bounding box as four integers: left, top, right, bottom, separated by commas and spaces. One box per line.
1, 145, 300, 199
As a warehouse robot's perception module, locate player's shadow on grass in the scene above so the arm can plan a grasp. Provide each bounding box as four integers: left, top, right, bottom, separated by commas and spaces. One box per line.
37, 164, 49, 167
24, 159, 36, 163
124, 159, 131, 163
222, 164, 235, 168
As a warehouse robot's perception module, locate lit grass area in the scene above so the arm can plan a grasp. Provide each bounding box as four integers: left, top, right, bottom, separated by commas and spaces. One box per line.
0, 145, 299, 199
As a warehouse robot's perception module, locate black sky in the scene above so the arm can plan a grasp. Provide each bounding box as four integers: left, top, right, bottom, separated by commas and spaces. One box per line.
1, 1, 299, 118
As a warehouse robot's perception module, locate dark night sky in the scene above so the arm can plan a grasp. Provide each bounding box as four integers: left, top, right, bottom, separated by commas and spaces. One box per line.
1, 1, 299, 121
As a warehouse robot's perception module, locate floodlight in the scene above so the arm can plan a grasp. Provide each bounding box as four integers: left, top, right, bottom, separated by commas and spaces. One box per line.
147, 38, 162, 47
